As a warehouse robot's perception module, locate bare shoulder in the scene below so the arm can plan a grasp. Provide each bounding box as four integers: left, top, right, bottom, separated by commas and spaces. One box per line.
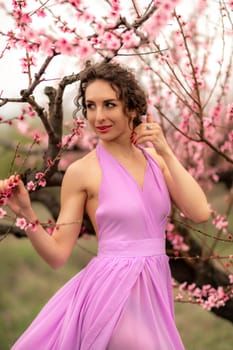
144, 147, 166, 173
64, 150, 97, 182
62, 149, 100, 193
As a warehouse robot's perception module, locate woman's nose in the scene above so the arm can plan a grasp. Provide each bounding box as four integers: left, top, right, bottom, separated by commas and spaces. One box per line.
95, 107, 105, 121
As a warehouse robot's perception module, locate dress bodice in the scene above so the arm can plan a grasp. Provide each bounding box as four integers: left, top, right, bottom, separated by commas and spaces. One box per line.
95, 143, 171, 242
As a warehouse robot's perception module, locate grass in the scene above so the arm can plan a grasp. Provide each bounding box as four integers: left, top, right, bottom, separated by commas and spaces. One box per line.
0, 235, 97, 350
0, 235, 232, 350
175, 303, 233, 350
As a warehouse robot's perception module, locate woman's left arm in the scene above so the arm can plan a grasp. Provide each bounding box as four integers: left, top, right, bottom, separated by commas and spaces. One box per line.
157, 149, 210, 223
133, 116, 211, 223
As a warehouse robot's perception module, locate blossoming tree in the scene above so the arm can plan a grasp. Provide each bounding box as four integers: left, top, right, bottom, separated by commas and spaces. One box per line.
0, 0, 232, 322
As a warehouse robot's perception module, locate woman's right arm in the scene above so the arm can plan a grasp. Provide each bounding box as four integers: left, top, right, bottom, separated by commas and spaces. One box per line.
0, 162, 87, 269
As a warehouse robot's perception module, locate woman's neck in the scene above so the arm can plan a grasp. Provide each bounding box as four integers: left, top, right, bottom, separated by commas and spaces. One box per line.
100, 140, 139, 159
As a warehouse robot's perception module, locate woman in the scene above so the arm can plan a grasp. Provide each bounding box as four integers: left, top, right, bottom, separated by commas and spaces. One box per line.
1, 61, 210, 349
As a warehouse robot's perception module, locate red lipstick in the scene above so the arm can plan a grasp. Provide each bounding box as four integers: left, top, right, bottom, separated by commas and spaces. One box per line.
96, 125, 112, 133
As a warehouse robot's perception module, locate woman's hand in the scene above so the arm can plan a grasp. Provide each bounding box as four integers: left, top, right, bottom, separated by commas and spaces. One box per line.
132, 114, 172, 157
132, 116, 210, 223
0, 175, 32, 216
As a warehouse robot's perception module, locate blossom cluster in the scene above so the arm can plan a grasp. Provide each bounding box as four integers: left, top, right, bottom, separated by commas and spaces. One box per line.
15, 217, 38, 232
0, 176, 20, 206
15, 216, 65, 235
174, 280, 233, 311
3, 0, 184, 63
26, 172, 47, 192
143, 1, 181, 41
166, 222, 189, 252
20, 55, 37, 74
212, 212, 229, 234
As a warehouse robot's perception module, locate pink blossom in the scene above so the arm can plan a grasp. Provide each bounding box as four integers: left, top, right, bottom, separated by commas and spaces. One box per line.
47, 158, 54, 167
212, 214, 228, 232
40, 37, 56, 56
188, 283, 196, 292
109, 0, 121, 19
15, 217, 28, 230
68, 0, 82, 8
13, 0, 27, 8
100, 32, 121, 51
76, 39, 95, 59
229, 275, 233, 284
28, 106, 35, 117
61, 134, 74, 148
94, 21, 105, 35
220, 141, 232, 153
166, 228, 190, 252
55, 38, 75, 55
36, 9, 46, 18
228, 131, 233, 142
26, 222, 38, 232
19, 55, 36, 73
26, 181, 36, 191
226, 103, 233, 122
175, 293, 183, 301
39, 179, 46, 187
229, 1, 233, 10
46, 227, 53, 235
35, 172, 47, 188
15, 12, 32, 27
71, 118, 85, 137
46, 219, 54, 235
0, 198, 7, 206
179, 282, 187, 291
143, 2, 177, 41
209, 103, 222, 123
33, 132, 41, 144
35, 172, 44, 180
212, 174, 219, 183
82, 12, 95, 23
121, 30, 140, 49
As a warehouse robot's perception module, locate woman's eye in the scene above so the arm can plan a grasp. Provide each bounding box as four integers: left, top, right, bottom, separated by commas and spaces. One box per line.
86, 103, 95, 110
105, 102, 116, 108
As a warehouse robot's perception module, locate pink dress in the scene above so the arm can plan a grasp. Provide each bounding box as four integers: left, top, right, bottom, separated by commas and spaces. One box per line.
12, 143, 185, 350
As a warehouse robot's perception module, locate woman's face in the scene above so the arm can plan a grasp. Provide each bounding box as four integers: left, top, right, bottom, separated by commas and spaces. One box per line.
85, 79, 134, 141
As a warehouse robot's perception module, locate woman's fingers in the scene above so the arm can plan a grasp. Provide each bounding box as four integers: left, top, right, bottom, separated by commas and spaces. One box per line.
0, 179, 8, 192
132, 121, 171, 155
0, 175, 20, 193
146, 113, 154, 124
133, 121, 158, 143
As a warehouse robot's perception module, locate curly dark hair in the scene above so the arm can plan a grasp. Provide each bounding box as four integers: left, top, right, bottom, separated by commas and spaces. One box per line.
74, 61, 147, 129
